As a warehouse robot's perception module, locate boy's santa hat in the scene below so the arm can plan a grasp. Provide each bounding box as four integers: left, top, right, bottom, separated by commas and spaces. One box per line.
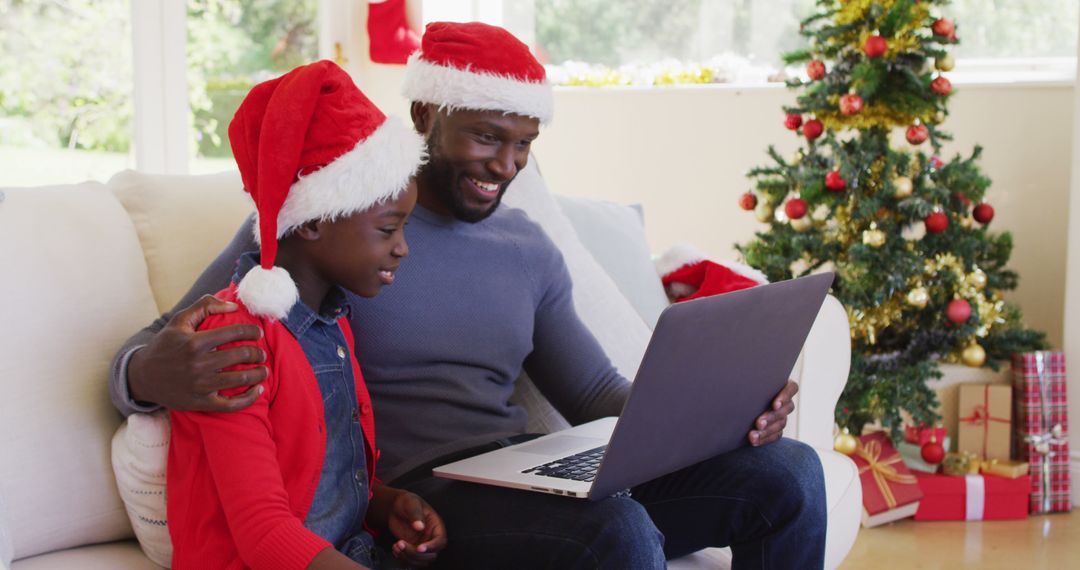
229, 60, 425, 320
656, 243, 768, 303
402, 21, 553, 124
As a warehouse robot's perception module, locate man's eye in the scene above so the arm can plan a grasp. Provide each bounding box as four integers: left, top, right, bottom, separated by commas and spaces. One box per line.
479, 133, 498, 143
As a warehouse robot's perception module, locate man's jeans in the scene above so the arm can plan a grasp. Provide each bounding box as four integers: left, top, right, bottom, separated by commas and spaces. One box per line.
391, 437, 827, 569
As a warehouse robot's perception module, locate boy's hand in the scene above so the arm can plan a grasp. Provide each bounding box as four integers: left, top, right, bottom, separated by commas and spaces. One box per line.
748, 380, 798, 446
386, 490, 447, 567
128, 295, 267, 412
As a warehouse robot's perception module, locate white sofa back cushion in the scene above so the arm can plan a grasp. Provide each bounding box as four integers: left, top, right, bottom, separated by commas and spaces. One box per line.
109, 170, 252, 314
0, 184, 159, 559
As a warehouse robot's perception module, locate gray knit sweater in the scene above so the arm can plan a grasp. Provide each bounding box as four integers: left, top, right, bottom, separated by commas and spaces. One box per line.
110, 204, 631, 481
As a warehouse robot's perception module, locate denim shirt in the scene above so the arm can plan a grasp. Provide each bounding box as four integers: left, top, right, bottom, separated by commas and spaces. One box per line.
234, 253, 374, 562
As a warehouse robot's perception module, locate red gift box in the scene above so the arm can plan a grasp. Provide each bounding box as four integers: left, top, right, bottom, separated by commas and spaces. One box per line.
914, 472, 1030, 521
904, 425, 947, 446
1012, 352, 1072, 514
853, 432, 923, 527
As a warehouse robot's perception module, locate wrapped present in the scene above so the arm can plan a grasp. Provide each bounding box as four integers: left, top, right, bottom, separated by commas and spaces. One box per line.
897, 437, 951, 474
904, 425, 947, 446
957, 384, 1011, 460
1012, 351, 1072, 514
853, 431, 923, 527
981, 459, 1029, 479
914, 472, 1030, 521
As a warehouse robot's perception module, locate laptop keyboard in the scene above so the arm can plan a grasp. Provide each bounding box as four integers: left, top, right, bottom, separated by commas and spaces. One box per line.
521, 445, 606, 482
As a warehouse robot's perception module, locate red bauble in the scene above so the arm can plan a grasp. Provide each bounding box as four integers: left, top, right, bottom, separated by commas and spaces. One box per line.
839, 94, 864, 115
803, 119, 824, 141
947, 298, 972, 323
825, 171, 846, 192
932, 18, 955, 38
921, 439, 946, 465
925, 211, 949, 233
930, 155, 945, 170
931, 76, 953, 96
973, 202, 995, 224
784, 198, 808, 220
863, 35, 888, 58
807, 59, 826, 80
953, 191, 972, 207
739, 192, 758, 211
906, 124, 929, 145
784, 114, 803, 130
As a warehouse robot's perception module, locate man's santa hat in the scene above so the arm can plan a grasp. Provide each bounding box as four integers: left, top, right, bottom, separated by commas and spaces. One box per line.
402, 21, 553, 124
229, 60, 425, 320
656, 243, 768, 303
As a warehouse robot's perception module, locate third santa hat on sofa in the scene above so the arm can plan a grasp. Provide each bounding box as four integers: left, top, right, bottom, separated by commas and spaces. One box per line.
229, 60, 426, 320
402, 21, 553, 124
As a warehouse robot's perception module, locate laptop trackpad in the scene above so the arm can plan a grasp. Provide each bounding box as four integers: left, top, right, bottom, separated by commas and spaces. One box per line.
513, 435, 603, 456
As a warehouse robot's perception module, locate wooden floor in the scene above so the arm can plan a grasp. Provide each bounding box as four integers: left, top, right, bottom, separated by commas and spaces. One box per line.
838, 510, 1080, 569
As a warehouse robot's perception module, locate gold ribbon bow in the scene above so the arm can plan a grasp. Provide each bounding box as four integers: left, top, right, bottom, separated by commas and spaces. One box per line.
856, 439, 917, 509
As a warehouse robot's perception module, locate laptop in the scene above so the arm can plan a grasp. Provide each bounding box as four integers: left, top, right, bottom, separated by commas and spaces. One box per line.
433, 272, 834, 500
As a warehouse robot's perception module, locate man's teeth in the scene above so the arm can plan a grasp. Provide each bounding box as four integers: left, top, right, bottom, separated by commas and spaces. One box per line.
379, 270, 393, 278
470, 178, 500, 193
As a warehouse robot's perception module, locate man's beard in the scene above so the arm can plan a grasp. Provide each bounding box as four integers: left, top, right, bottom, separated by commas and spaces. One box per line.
420, 134, 508, 224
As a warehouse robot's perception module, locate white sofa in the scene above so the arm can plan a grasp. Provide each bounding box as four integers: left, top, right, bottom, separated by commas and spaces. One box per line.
0, 159, 861, 570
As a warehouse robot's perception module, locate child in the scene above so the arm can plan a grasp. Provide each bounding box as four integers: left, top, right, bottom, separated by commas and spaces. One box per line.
166, 61, 445, 570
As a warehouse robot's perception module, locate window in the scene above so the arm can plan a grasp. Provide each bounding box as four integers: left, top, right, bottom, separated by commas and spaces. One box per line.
423, 0, 1080, 85
187, 0, 319, 174
0, 0, 134, 186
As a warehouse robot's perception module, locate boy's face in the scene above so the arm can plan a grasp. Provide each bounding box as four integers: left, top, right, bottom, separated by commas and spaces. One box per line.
312, 180, 418, 298
413, 104, 540, 223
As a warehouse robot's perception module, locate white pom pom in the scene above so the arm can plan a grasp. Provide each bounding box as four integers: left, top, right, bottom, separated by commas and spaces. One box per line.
236, 265, 298, 320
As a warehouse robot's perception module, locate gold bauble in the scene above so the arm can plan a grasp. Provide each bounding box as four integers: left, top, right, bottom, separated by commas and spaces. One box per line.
834, 428, 858, 456
936, 53, 956, 72
791, 216, 813, 232
791, 151, 803, 165
893, 176, 914, 198
966, 269, 987, 291
862, 228, 886, 248
754, 202, 774, 223
959, 214, 974, 229
961, 343, 987, 367
906, 287, 930, 309
935, 110, 947, 123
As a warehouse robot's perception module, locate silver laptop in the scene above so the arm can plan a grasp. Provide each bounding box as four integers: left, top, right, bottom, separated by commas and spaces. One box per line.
434, 272, 834, 500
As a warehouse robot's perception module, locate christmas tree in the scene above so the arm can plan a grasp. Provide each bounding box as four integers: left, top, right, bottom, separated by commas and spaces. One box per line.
736, 0, 1045, 437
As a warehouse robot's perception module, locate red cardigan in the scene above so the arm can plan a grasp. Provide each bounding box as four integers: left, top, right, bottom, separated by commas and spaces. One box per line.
167, 285, 379, 570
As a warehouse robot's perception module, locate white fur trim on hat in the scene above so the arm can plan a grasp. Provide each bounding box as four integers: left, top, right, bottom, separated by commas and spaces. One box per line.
258, 116, 426, 242
402, 53, 554, 124
237, 265, 299, 320
655, 242, 708, 277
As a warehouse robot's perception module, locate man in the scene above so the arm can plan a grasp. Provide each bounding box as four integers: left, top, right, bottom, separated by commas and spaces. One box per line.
111, 22, 826, 569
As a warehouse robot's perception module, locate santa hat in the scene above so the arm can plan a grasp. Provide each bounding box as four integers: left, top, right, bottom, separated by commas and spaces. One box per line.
402, 21, 553, 124
229, 60, 426, 320
656, 243, 768, 303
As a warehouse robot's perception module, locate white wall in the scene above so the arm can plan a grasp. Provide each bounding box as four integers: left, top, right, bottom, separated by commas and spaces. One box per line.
1066, 49, 1080, 506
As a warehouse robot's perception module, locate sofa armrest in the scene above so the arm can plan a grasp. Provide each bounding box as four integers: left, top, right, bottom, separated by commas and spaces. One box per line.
787, 295, 851, 450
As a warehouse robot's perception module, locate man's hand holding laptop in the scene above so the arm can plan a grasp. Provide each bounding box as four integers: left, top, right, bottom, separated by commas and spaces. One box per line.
749, 380, 799, 446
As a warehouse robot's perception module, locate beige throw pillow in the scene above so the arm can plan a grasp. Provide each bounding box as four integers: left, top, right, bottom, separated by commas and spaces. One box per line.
111, 412, 172, 567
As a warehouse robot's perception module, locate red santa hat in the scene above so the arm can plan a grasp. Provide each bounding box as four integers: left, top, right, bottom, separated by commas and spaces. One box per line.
229, 60, 426, 320
402, 21, 553, 124
656, 243, 768, 303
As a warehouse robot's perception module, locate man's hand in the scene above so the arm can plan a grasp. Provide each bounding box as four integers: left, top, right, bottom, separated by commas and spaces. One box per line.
385, 490, 447, 567
127, 295, 267, 412
748, 380, 798, 447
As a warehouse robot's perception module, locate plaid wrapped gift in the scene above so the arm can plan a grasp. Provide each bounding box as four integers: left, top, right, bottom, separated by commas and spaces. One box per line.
1011, 351, 1072, 514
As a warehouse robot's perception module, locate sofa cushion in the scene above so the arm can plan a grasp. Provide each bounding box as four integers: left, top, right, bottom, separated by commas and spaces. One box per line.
502, 158, 652, 433
1, 489, 11, 570
111, 412, 172, 567
554, 195, 670, 329
108, 170, 252, 314
10, 541, 162, 570
0, 184, 159, 560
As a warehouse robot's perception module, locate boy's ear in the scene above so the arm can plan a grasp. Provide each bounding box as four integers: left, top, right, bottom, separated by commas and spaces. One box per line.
292, 220, 322, 241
